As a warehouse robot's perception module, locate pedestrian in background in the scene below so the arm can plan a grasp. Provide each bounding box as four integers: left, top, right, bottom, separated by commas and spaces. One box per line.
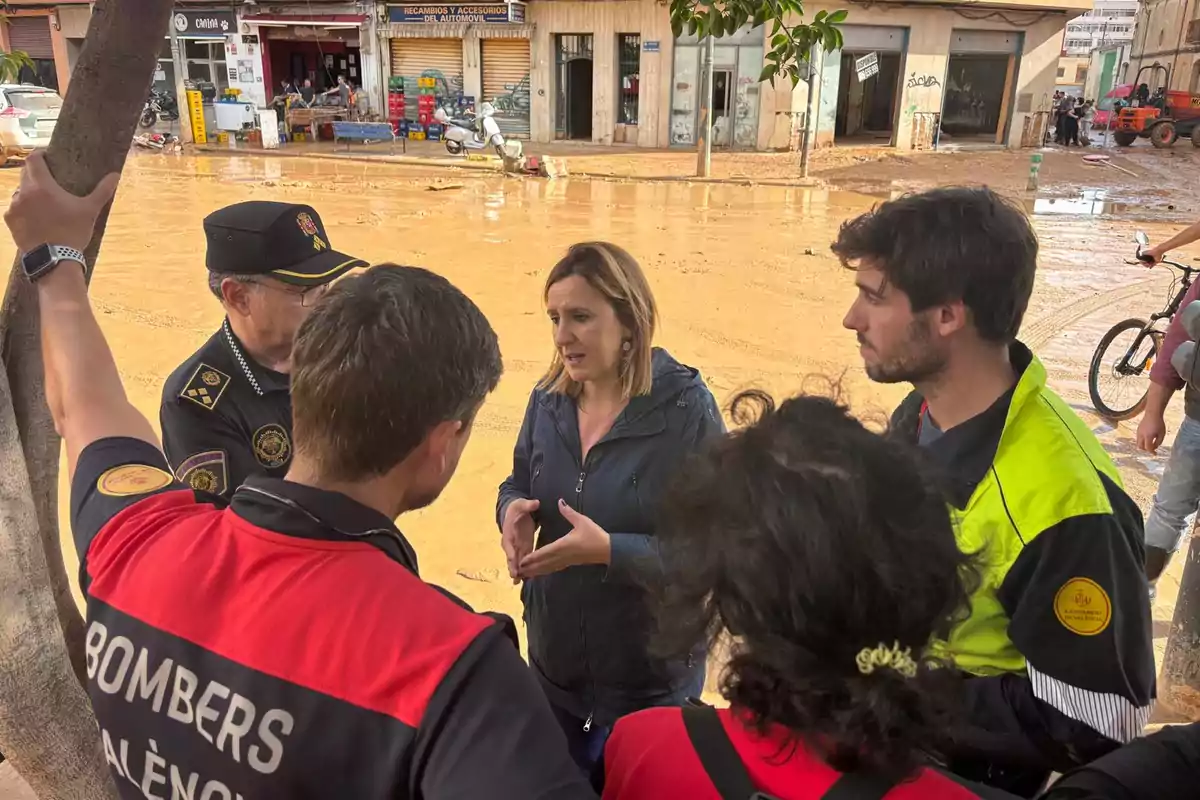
1135, 217, 1200, 593
497, 241, 724, 777
1078, 99, 1095, 145
601, 390, 1015, 799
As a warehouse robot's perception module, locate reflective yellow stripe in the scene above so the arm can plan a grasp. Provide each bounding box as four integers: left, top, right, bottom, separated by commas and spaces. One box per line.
271, 258, 363, 280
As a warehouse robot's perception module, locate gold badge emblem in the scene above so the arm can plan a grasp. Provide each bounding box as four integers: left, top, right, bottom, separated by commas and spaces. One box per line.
180, 363, 231, 411
297, 211, 328, 251
296, 212, 319, 236
1054, 577, 1112, 636
188, 469, 219, 493
174, 450, 228, 496
253, 424, 292, 469
97, 464, 174, 497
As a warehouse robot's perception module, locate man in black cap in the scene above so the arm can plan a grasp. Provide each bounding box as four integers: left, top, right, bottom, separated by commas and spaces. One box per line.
160, 201, 366, 498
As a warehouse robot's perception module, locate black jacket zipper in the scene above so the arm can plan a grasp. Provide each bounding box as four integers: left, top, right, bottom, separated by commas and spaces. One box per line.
575, 466, 596, 732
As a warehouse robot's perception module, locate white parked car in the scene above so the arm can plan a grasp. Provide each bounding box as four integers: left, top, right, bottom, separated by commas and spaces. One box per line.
0, 84, 62, 163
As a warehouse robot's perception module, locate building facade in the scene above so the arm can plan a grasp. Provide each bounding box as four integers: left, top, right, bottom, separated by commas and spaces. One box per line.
781, 0, 1091, 150
1063, 0, 1138, 57
1056, 0, 1137, 96
1129, 0, 1200, 93
379, 0, 1094, 151
1, 1, 93, 95
11, 0, 1100, 152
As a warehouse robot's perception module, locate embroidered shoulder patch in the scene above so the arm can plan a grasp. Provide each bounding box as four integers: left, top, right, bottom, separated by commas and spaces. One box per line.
253, 423, 292, 469
179, 363, 231, 411
174, 450, 229, 496
97, 464, 174, 497
1054, 577, 1112, 636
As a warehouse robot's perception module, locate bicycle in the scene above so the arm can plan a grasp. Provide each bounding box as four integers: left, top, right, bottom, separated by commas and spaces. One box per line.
1088, 231, 1200, 420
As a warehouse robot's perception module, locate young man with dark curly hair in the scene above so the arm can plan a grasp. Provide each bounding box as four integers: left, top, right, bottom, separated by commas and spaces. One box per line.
838, 187, 1155, 796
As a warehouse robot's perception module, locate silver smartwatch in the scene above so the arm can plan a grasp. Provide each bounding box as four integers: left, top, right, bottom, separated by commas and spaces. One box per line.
21, 244, 86, 282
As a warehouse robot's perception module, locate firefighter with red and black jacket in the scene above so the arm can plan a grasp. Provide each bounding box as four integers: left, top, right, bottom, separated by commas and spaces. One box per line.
9, 152, 592, 799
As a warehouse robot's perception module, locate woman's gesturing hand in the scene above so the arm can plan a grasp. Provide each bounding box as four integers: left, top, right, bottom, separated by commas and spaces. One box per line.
518, 499, 612, 578
501, 498, 540, 585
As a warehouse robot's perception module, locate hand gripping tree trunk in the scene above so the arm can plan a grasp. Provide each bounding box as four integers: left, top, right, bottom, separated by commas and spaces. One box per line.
0, 1, 174, 797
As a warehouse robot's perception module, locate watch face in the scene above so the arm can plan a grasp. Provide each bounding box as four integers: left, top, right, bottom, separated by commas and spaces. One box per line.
22, 244, 52, 276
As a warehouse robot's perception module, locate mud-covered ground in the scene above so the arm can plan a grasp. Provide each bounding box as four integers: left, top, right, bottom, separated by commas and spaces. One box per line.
1, 140, 1197, 794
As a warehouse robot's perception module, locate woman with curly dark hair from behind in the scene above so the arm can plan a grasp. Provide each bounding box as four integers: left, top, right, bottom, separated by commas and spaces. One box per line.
600, 390, 1018, 800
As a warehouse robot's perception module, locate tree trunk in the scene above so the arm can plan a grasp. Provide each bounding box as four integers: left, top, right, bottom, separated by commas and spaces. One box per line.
0, 0, 174, 797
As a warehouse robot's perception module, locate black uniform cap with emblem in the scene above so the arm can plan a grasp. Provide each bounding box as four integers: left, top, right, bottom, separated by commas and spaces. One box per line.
204, 201, 368, 288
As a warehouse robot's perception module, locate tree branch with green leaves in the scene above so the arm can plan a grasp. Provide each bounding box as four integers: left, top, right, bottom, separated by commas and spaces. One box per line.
668, 0, 846, 84
0, 51, 34, 85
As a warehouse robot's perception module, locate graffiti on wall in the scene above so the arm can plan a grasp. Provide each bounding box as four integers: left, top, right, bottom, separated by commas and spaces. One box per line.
489, 73, 530, 135
906, 72, 941, 89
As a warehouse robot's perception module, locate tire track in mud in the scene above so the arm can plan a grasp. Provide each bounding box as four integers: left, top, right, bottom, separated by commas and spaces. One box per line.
1022, 279, 1157, 351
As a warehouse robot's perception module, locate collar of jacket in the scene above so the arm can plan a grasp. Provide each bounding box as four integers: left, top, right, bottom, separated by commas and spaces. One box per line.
539, 347, 701, 450
222, 317, 290, 396
902, 342, 1040, 509
230, 475, 419, 573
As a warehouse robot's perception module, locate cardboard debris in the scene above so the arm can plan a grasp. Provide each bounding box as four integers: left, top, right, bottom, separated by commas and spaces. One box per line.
538, 157, 568, 178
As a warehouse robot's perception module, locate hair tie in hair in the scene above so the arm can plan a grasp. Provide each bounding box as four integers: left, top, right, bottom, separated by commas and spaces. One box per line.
856, 641, 918, 678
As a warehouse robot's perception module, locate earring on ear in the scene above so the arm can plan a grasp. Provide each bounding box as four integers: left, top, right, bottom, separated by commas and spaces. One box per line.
622, 340, 632, 353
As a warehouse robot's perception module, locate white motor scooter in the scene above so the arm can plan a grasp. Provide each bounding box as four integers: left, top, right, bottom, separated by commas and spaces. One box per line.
435, 102, 507, 158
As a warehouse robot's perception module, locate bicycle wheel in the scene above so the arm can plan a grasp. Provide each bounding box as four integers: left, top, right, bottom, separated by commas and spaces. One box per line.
1088, 318, 1159, 421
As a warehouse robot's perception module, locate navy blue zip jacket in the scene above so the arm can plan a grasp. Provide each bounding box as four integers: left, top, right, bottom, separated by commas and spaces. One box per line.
497, 348, 725, 728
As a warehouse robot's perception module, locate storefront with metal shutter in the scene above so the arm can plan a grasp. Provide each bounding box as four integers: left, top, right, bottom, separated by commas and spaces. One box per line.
7, 15, 58, 90
944, 30, 1023, 141
481, 38, 530, 138
389, 38, 465, 121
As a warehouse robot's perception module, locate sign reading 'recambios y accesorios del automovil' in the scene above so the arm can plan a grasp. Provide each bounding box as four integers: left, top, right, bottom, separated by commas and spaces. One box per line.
389, 3, 526, 23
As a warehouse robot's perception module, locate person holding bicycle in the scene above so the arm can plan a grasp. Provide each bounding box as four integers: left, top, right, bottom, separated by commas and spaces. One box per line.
1136, 220, 1200, 589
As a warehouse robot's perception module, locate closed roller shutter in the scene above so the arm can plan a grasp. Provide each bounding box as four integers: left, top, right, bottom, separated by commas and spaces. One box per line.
8, 17, 53, 59
390, 38, 464, 121
482, 38, 530, 139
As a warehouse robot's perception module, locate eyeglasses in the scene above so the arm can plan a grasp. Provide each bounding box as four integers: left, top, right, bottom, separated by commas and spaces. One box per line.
244, 278, 331, 308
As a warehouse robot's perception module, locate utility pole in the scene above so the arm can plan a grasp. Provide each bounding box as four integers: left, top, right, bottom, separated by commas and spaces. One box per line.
695, 33, 715, 178
799, 46, 823, 179
169, 15, 193, 144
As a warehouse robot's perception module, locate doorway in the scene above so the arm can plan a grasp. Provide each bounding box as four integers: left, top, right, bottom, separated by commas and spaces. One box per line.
556, 34, 594, 139
942, 54, 1010, 138
711, 69, 734, 145
835, 52, 901, 143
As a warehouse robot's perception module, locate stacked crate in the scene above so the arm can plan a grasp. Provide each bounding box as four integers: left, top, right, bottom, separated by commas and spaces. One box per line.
417, 76, 438, 127
387, 76, 406, 135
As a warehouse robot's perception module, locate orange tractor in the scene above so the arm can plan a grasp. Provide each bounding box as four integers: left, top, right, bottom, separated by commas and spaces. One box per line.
1112, 64, 1200, 148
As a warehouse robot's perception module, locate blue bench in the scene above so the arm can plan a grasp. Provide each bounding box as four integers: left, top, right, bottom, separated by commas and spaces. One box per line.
331, 121, 404, 154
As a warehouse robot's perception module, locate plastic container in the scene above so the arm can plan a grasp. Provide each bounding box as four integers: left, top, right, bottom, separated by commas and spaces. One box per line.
425, 123, 443, 141
408, 130, 426, 141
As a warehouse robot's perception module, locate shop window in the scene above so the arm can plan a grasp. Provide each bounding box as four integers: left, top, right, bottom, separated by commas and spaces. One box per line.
1057, 66, 1065, 78
618, 34, 640, 125
1076, 65, 1088, 83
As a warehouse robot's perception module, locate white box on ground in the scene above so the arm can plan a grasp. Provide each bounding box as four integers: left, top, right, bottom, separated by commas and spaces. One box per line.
258, 109, 280, 149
